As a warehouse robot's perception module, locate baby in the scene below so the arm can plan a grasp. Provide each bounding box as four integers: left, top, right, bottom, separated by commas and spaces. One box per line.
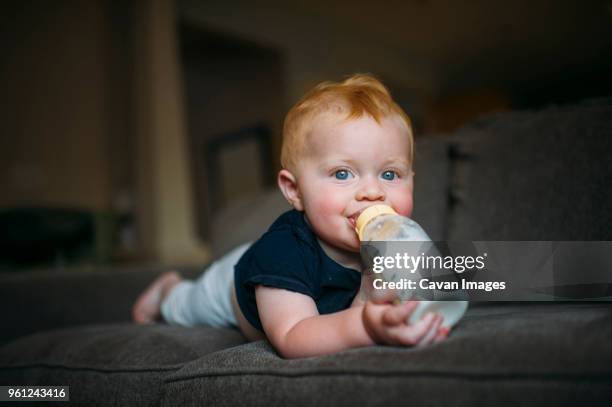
132, 74, 447, 358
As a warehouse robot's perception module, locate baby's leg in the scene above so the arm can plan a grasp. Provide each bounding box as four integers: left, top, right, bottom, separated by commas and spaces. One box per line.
132, 271, 183, 324
158, 242, 252, 327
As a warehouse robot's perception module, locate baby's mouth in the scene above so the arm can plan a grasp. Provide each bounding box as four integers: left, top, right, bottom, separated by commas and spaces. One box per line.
347, 208, 367, 229
348, 216, 357, 228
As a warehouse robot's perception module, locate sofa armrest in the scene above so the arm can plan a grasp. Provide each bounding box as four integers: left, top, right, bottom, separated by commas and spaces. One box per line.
0, 265, 202, 345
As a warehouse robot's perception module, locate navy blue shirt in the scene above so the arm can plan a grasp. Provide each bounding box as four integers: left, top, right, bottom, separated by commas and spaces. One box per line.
234, 210, 361, 331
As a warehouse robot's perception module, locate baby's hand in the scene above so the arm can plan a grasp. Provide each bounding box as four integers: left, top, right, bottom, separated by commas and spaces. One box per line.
362, 292, 446, 347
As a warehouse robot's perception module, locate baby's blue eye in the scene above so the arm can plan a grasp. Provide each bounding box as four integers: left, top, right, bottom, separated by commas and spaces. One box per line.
381, 170, 397, 181
334, 170, 352, 180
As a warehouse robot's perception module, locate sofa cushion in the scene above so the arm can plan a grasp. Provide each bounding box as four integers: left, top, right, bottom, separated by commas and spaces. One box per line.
448, 99, 612, 240
0, 266, 202, 345
0, 324, 246, 406
412, 136, 452, 241
160, 303, 612, 406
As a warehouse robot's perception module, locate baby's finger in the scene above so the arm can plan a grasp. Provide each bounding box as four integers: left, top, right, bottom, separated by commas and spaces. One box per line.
433, 326, 450, 343
382, 301, 418, 326
417, 315, 443, 346
369, 288, 400, 304
389, 312, 437, 346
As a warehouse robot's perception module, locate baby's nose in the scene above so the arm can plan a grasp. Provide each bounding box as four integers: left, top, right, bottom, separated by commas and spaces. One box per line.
356, 179, 385, 201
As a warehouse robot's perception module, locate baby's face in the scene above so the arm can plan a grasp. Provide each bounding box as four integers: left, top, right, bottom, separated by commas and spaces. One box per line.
295, 114, 414, 253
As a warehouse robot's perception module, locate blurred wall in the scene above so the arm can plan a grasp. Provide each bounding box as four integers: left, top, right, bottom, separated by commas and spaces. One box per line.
0, 0, 210, 266
177, 0, 438, 107
132, 0, 210, 264
0, 1, 114, 211
179, 26, 284, 238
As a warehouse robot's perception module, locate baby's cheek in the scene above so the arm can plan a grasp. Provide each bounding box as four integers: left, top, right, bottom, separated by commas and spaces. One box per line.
392, 190, 414, 218
312, 194, 345, 217
402, 201, 414, 218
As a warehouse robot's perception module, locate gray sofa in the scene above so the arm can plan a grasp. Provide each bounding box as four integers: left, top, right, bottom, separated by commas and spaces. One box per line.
1, 99, 612, 406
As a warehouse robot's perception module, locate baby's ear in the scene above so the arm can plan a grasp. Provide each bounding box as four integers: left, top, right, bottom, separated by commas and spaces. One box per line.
277, 169, 304, 211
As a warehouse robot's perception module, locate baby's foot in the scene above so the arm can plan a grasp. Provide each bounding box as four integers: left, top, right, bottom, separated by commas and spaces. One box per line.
132, 271, 182, 324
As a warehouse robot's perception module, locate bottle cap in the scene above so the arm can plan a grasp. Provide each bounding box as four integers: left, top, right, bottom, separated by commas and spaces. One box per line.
355, 204, 398, 240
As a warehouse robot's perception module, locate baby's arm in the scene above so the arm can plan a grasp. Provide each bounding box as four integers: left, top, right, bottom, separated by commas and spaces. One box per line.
256, 286, 444, 359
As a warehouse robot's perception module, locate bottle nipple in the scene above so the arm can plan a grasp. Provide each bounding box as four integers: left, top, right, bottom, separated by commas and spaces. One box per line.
355, 204, 398, 240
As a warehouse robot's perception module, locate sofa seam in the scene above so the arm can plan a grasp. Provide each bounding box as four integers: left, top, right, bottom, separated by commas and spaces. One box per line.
0, 363, 186, 374
163, 369, 612, 384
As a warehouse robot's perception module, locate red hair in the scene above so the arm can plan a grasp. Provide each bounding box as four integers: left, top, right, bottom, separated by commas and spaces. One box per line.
281, 74, 413, 172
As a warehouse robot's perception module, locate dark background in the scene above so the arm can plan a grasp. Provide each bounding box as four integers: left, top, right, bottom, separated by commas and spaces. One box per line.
1, 0, 611, 270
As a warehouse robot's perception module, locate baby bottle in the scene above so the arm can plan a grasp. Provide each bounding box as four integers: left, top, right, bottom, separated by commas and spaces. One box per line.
355, 204, 468, 329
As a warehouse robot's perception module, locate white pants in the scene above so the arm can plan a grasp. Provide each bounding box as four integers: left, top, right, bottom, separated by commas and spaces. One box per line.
160, 242, 252, 328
